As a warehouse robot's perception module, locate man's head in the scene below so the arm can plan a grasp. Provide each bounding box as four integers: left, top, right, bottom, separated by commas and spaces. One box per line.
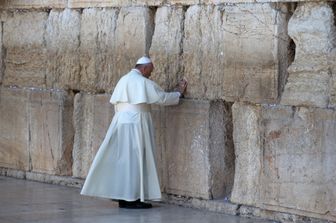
135, 56, 154, 78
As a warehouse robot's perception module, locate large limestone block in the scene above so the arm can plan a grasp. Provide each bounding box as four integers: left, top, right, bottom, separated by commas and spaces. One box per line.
150, 105, 166, 190
149, 6, 184, 91
0, 88, 74, 175
183, 4, 289, 103
3, 11, 48, 88
0, 23, 3, 84
232, 102, 336, 221
46, 9, 81, 90
79, 8, 118, 93
114, 7, 155, 82
28, 90, 74, 176
164, 100, 234, 199
0, 0, 66, 9
281, 3, 336, 108
68, 0, 163, 8
0, 88, 29, 171
231, 103, 261, 205
73, 93, 114, 178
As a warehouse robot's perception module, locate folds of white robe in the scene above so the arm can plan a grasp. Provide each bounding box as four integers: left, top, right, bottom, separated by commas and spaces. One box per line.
81, 107, 161, 201
80, 69, 181, 202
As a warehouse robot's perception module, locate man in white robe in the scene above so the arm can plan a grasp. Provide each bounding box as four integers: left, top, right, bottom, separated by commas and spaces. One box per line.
80, 56, 187, 209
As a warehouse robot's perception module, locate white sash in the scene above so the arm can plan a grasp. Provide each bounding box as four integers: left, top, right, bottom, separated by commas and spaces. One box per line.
115, 103, 150, 112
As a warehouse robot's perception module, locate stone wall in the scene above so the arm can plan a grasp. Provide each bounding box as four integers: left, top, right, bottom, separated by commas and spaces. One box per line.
0, 1, 335, 222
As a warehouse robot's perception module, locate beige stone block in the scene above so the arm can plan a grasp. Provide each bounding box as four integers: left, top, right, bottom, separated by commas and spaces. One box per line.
149, 6, 184, 91
232, 102, 336, 221
79, 8, 118, 93
28, 90, 74, 176
281, 3, 336, 108
231, 102, 261, 206
114, 7, 155, 83
183, 4, 289, 103
0, 23, 3, 85
164, 100, 234, 199
73, 93, 114, 178
0, 88, 29, 171
0, 88, 73, 176
68, 0, 132, 8
167, 0, 200, 4
3, 11, 48, 88
68, 0, 165, 8
46, 9, 81, 90
0, 0, 66, 9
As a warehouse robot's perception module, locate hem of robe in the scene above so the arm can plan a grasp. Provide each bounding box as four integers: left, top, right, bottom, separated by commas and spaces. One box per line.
80, 191, 161, 202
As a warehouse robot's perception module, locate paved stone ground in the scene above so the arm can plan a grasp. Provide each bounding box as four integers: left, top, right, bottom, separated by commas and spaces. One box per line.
0, 176, 274, 223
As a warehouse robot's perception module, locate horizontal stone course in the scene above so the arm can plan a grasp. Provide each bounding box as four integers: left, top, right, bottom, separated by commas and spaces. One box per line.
0, 0, 326, 9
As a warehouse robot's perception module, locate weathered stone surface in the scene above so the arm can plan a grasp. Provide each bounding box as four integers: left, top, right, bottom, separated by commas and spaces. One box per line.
183, 4, 289, 103
68, 0, 131, 8
68, 0, 163, 8
79, 8, 118, 93
281, 2, 336, 108
151, 105, 166, 190
28, 90, 74, 176
0, 88, 74, 176
231, 102, 336, 221
164, 100, 233, 199
0, 23, 3, 85
0, 0, 326, 9
0, 0, 66, 9
0, 88, 29, 171
114, 7, 155, 84
79, 7, 154, 93
46, 9, 81, 90
149, 6, 184, 91
73, 93, 114, 178
231, 102, 261, 206
3, 11, 48, 88
0, 167, 84, 188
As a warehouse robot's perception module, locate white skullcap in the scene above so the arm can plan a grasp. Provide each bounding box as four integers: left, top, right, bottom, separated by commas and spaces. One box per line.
136, 56, 152, 65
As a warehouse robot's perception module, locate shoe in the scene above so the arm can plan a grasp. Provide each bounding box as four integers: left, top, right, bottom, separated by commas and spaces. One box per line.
119, 199, 152, 209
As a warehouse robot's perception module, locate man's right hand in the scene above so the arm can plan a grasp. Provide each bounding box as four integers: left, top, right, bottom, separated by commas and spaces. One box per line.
178, 78, 188, 95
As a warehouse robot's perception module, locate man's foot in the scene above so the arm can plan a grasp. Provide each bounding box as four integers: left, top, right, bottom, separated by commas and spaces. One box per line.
118, 199, 152, 209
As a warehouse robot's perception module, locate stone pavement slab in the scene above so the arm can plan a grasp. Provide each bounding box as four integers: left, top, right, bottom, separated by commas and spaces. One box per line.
0, 176, 274, 223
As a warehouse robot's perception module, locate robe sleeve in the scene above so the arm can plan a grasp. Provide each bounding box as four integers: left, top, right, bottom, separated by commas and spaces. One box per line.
149, 81, 181, 106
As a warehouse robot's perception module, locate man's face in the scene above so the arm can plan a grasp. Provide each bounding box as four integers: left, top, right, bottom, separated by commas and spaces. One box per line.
144, 63, 154, 78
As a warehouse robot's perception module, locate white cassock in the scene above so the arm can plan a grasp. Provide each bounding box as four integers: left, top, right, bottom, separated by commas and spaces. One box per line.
80, 69, 180, 202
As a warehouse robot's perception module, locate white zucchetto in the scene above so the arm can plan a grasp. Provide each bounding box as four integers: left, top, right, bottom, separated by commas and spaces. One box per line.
136, 56, 152, 65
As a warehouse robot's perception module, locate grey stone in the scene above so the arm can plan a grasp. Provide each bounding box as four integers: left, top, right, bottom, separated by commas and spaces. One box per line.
114, 7, 155, 83
0, 23, 3, 85
0, 88, 30, 171
46, 9, 81, 90
149, 6, 184, 91
73, 93, 114, 178
231, 102, 336, 221
164, 99, 233, 199
28, 89, 74, 176
79, 8, 118, 93
231, 102, 262, 206
3, 11, 48, 88
183, 4, 289, 103
281, 2, 336, 108
0, 0, 66, 9
0, 87, 74, 175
